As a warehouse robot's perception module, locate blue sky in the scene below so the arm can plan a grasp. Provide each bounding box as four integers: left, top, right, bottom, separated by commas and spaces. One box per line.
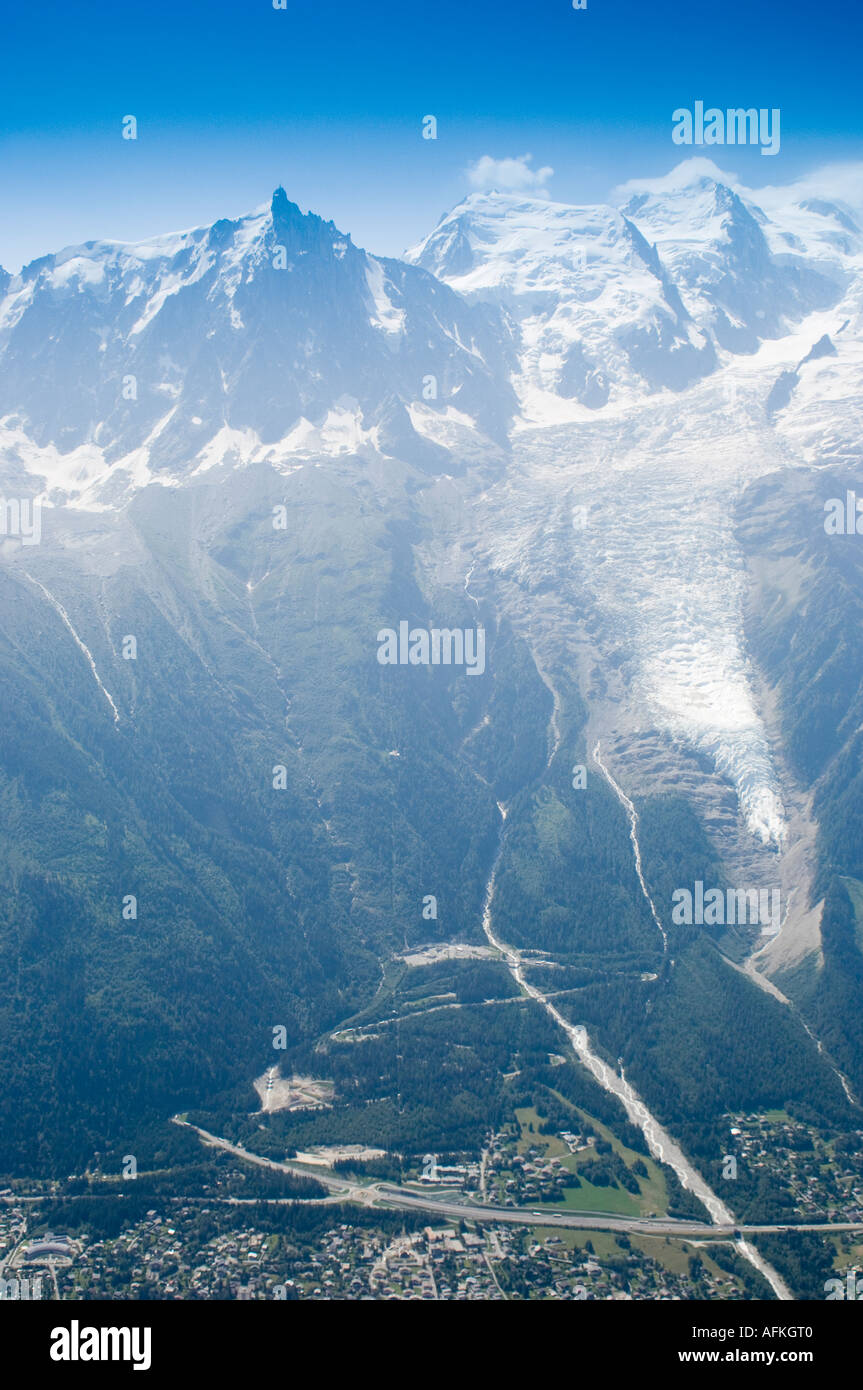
1, 0, 860, 269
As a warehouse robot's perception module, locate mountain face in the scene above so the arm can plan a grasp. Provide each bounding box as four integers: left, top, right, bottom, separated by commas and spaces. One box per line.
406, 164, 853, 421
1, 160, 863, 1212
0, 189, 515, 506
406, 190, 717, 412
619, 168, 845, 352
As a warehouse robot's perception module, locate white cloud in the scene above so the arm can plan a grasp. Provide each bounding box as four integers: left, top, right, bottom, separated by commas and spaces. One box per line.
612, 157, 740, 203
466, 153, 554, 196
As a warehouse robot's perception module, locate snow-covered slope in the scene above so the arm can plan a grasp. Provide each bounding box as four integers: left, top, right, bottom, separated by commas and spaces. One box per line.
0, 189, 515, 506
407, 162, 861, 432
617, 161, 845, 354
406, 190, 715, 421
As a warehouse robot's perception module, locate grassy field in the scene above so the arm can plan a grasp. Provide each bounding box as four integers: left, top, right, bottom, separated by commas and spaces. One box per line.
512, 1105, 654, 1218
555, 1178, 640, 1216
548, 1093, 670, 1217
827, 1232, 863, 1271
530, 1227, 621, 1257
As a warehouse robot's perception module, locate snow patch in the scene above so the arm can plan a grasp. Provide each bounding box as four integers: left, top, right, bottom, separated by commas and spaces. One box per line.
364, 257, 405, 336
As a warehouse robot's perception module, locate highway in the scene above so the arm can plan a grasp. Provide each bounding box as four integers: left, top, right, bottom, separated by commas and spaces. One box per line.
172, 1119, 863, 1243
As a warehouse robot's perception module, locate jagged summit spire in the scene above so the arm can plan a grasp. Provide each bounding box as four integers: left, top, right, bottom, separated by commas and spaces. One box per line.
271, 186, 300, 219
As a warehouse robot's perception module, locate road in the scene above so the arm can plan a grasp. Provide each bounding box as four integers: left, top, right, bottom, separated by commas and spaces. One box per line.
0, 1221, 27, 1277
171, 1119, 863, 1243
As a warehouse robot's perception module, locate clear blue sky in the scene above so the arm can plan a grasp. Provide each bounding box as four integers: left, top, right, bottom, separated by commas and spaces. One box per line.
1, 0, 860, 270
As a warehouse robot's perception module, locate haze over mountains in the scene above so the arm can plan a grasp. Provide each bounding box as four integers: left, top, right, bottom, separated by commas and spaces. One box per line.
3, 158, 859, 498
1, 157, 862, 1198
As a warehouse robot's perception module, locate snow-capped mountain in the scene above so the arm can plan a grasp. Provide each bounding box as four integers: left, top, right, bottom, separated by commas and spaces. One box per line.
406, 190, 716, 419
0, 188, 515, 507
618, 162, 845, 353
3, 162, 861, 506
407, 161, 859, 425
399, 162, 863, 878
